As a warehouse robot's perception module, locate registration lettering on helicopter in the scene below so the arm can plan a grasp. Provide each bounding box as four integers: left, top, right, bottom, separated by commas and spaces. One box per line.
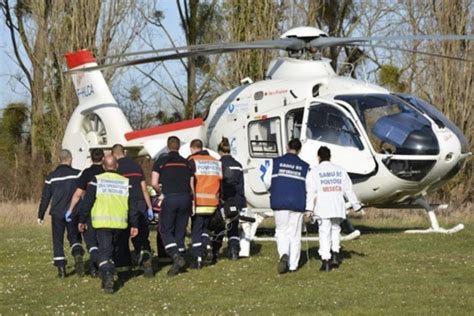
76, 84, 95, 98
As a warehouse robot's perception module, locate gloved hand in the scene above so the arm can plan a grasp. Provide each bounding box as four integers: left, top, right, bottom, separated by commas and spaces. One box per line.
147, 208, 154, 221
37, 218, 44, 225
65, 209, 73, 223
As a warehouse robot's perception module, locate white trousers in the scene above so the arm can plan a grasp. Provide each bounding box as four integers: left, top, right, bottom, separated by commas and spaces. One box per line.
274, 210, 304, 271
318, 218, 342, 260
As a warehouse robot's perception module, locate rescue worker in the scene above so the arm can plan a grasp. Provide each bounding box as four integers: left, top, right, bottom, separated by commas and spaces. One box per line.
264, 139, 309, 274
305, 146, 361, 272
188, 139, 222, 269
79, 155, 139, 294
211, 137, 246, 261
151, 136, 194, 276
66, 148, 104, 277
38, 149, 84, 278
112, 144, 154, 278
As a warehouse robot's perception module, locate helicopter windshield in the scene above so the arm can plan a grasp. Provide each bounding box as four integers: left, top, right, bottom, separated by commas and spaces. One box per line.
335, 94, 439, 155
394, 93, 469, 154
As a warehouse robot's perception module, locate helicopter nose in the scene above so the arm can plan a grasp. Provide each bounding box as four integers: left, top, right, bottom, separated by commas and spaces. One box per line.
429, 127, 467, 183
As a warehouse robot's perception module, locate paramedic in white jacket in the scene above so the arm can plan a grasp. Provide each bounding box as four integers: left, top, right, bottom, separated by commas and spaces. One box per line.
305, 146, 361, 272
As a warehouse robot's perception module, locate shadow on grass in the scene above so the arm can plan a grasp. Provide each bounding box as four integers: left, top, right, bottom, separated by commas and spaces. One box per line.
260, 223, 428, 236
298, 247, 366, 269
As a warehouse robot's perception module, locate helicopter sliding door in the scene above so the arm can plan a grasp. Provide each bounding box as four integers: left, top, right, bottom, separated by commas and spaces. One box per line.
300, 102, 376, 175
246, 117, 283, 194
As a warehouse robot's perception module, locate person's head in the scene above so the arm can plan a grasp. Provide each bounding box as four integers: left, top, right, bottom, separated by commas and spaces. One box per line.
103, 154, 118, 171
218, 137, 231, 156
317, 146, 331, 162
111, 143, 125, 159
287, 138, 302, 154
167, 136, 180, 152
190, 139, 203, 154
91, 148, 105, 164
59, 149, 73, 166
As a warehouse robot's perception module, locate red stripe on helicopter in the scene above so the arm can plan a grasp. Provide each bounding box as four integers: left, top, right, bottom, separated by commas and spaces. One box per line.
64, 50, 96, 69
124, 118, 204, 141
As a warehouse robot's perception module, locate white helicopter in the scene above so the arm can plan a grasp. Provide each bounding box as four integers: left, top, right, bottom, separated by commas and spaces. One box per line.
63, 27, 472, 250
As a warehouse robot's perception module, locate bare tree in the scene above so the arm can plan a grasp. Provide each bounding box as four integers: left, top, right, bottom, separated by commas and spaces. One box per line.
1, 0, 148, 161
219, 0, 285, 88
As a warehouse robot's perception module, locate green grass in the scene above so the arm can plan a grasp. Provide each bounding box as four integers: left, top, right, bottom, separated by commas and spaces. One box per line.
0, 220, 473, 315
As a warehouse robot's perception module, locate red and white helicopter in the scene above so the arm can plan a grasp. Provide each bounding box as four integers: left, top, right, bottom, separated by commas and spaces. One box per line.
63, 27, 472, 250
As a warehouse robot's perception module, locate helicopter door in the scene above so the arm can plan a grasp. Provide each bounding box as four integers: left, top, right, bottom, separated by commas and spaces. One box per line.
246, 117, 283, 193
301, 102, 376, 175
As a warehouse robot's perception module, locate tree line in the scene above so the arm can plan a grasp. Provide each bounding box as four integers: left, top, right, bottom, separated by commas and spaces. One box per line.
0, 0, 472, 206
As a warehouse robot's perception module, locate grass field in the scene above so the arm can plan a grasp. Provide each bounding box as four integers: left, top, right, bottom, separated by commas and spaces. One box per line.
0, 203, 473, 315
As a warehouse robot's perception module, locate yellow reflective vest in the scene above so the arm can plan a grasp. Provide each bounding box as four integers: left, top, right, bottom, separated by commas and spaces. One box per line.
91, 172, 129, 229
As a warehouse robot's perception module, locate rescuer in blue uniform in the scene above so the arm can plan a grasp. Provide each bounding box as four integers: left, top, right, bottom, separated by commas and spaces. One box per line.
79, 155, 139, 294
151, 136, 194, 276
112, 144, 154, 278
66, 148, 104, 277
211, 137, 246, 261
38, 149, 84, 278
264, 139, 309, 274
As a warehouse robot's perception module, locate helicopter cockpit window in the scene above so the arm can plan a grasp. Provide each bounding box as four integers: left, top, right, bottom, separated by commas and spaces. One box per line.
306, 104, 364, 149
394, 93, 469, 154
335, 94, 439, 155
285, 108, 304, 141
248, 117, 282, 158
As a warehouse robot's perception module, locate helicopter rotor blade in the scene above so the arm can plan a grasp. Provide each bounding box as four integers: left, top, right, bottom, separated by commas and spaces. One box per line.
310, 34, 474, 49
348, 43, 474, 62
98, 38, 306, 60
67, 38, 305, 73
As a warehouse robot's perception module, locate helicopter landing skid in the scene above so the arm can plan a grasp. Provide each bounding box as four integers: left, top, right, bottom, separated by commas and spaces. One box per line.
405, 201, 464, 234
254, 230, 361, 242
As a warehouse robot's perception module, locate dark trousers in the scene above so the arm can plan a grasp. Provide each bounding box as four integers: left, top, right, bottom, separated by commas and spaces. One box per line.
159, 193, 191, 257
131, 200, 151, 260
82, 217, 99, 269
51, 215, 84, 267
212, 215, 240, 253
191, 215, 212, 258
156, 223, 168, 258
113, 227, 132, 271
96, 228, 124, 274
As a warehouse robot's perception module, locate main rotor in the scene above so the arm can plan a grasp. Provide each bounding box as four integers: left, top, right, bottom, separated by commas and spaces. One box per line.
66, 26, 473, 74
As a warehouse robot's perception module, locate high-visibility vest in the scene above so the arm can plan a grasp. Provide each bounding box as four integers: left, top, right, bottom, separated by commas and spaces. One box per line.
91, 172, 129, 229
190, 154, 222, 208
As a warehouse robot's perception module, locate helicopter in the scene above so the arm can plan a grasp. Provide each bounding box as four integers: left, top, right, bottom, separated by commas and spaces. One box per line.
63, 27, 472, 250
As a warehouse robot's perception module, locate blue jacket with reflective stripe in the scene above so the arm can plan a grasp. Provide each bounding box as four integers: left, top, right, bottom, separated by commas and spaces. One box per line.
270, 153, 309, 212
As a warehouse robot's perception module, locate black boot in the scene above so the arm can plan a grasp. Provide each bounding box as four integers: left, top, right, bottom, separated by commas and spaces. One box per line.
74, 254, 84, 277
189, 257, 203, 270
277, 254, 289, 274
139, 251, 154, 278
57, 266, 66, 278
212, 252, 219, 264
167, 253, 186, 277
203, 248, 214, 265
89, 264, 99, 278
142, 259, 154, 278
331, 252, 341, 268
320, 260, 332, 272
102, 270, 114, 294
230, 247, 239, 261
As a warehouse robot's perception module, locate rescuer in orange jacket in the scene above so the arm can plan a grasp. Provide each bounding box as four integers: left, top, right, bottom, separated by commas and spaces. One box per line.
188, 139, 222, 269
